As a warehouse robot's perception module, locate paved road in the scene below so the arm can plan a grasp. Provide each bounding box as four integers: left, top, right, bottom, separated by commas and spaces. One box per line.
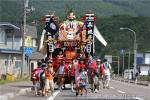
11, 80, 150, 100
0, 81, 32, 95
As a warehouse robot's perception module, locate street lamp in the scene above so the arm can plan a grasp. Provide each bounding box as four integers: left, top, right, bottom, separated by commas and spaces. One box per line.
120, 27, 137, 74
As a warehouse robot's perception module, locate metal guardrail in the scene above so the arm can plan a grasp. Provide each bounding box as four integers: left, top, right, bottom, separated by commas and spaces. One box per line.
113, 77, 150, 86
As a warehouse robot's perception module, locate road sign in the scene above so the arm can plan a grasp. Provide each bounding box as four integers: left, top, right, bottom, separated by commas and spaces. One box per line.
24, 47, 33, 56
120, 48, 125, 55
104, 55, 112, 63
25, 36, 32, 47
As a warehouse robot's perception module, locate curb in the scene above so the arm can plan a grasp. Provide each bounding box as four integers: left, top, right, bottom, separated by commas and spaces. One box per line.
0, 88, 31, 100
137, 82, 150, 86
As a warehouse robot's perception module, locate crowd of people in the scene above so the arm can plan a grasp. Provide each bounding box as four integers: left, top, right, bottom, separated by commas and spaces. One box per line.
31, 55, 112, 97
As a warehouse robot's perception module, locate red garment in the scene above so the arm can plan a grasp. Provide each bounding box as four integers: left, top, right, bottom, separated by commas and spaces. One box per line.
77, 63, 86, 69
100, 64, 104, 75
31, 68, 40, 81
90, 60, 96, 69
64, 64, 69, 75
70, 65, 75, 76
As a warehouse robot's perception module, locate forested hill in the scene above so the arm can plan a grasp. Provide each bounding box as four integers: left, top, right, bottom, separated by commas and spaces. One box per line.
1, 0, 150, 55
95, 16, 150, 56
1, 0, 150, 22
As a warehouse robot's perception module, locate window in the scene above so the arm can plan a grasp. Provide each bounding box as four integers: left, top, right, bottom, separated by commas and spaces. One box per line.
0, 28, 6, 43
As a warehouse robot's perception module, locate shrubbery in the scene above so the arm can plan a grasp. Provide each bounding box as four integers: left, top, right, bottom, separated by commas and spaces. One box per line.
137, 75, 149, 81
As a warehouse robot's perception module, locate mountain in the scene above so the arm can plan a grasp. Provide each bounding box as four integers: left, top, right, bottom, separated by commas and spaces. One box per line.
95, 16, 150, 55
1, 0, 150, 56
1, 0, 150, 22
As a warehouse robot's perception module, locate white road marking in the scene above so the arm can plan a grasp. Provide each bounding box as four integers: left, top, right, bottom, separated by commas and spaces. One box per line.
47, 91, 60, 100
117, 90, 125, 94
47, 84, 70, 100
110, 87, 115, 89
132, 97, 144, 100
65, 84, 70, 88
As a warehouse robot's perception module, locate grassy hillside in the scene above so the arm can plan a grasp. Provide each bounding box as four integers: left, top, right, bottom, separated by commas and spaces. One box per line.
1, 0, 150, 22
0, 0, 23, 22
103, 0, 150, 16
0, 0, 150, 56
95, 16, 150, 55
29, 0, 136, 17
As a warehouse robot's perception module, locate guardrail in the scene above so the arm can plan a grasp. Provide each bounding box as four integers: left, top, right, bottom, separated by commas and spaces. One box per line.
113, 77, 150, 86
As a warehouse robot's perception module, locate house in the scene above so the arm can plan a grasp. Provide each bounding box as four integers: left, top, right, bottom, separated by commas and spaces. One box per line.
144, 51, 150, 64
137, 52, 150, 75
25, 25, 37, 49
0, 22, 40, 79
0, 22, 21, 79
30, 52, 45, 72
25, 25, 44, 74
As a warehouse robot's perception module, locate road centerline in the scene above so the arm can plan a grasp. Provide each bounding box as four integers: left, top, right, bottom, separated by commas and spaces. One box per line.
47, 91, 60, 100
117, 90, 126, 94
110, 86, 115, 89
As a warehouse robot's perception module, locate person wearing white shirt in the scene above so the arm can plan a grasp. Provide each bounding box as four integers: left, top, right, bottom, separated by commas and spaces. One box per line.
103, 59, 111, 88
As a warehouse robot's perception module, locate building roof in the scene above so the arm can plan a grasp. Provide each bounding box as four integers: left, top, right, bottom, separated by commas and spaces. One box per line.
0, 22, 37, 38
30, 52, 45, 60
0, 22, 20, 30
25, 25, 37, 38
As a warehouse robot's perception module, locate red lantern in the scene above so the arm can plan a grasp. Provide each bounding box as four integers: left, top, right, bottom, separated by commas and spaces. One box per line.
94, 16, 96, 21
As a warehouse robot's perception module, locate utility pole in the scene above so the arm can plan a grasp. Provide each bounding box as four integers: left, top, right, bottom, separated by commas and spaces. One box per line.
122, 55, 125, 77
128, 49, 131, 79
21, 0, 29, 77
111, 56, 120, 77
118, 56, 120, 76
120, 27, 137, 74
120, 48, 125, 77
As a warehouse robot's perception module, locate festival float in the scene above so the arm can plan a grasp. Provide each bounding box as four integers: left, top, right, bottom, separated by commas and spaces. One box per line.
39, 10, 107, 83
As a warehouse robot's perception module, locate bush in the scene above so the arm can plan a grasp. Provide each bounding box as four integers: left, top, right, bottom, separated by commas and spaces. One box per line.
137, 75, 149, 81
0, 76, 30, 85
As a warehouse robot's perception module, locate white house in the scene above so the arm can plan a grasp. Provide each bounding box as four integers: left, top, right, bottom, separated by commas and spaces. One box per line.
137, 51, 150, 75
0, 22, 21, 79
144, 51, 150, 64
0, 22, 39, 79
